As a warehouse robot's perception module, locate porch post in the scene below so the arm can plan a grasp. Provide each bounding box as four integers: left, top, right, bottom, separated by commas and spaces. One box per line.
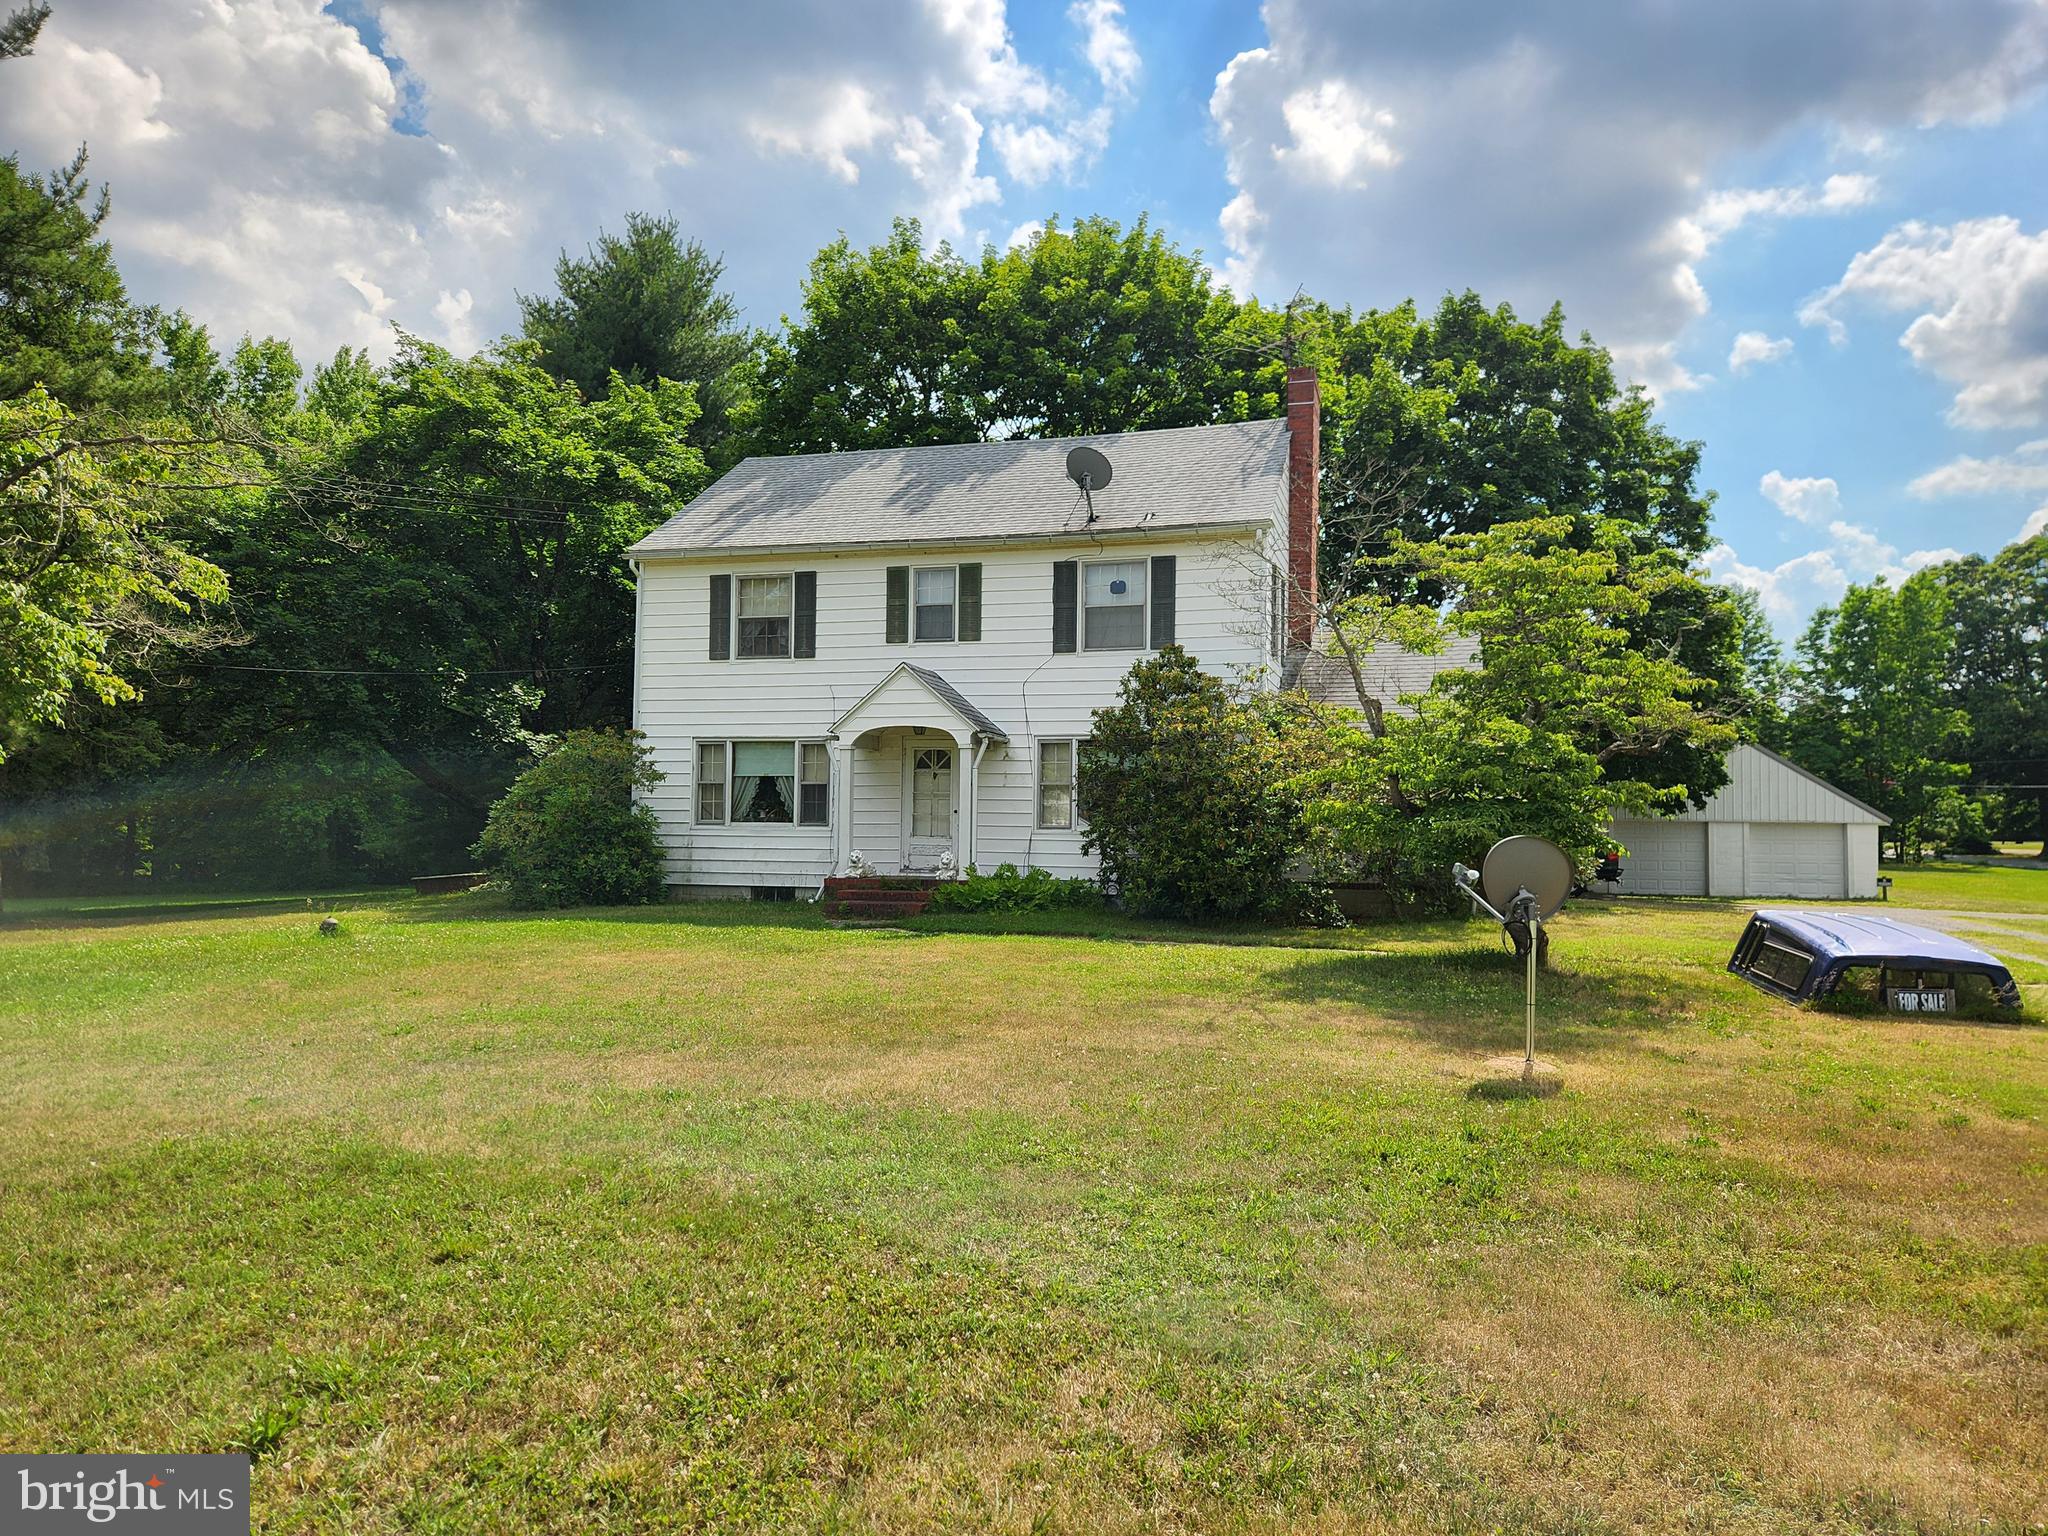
833, 737, 852, 873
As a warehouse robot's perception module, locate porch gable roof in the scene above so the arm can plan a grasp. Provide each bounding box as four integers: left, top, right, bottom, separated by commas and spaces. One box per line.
831, 663, 1010, 744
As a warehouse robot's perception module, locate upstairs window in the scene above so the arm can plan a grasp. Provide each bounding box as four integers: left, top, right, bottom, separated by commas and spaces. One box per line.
914, 567, 957, 641
1083, 560, 1146, 650
736, 575, 792, 658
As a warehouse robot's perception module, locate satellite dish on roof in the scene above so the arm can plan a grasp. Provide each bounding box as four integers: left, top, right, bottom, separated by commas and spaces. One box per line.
1479, 836, 1573, 922
1065, 444, 1113, 490
1066, 444, 1113, 523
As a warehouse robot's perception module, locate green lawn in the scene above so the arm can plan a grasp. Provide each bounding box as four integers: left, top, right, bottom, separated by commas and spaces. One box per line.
1868, 859, 2048, 914
2, 890, 2044, 1533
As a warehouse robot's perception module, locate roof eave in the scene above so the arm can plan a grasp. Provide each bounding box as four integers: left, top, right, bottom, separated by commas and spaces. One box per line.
626, 518, 1271, 562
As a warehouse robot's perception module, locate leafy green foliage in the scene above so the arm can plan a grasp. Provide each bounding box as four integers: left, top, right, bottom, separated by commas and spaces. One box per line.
0, 2, 49, 59
0, 386, 231, 757
1307, 518, 1737, 908
474, 729, 666, 908
1927, 536, 2048, 854
180, 337, 708, 813
1080, 648, 1337, 920
746, 215, 1291, 456
926, 862, 1101, 913
0, 150, 160, 413
519, 212, 752, 442
1787, 574, 1971, 861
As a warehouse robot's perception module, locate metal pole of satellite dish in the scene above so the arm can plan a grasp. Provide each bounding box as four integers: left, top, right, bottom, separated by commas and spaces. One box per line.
1524, 912, 1538, 1081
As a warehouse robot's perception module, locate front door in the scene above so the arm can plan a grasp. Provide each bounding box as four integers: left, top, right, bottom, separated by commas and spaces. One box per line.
903, 744, 955, 870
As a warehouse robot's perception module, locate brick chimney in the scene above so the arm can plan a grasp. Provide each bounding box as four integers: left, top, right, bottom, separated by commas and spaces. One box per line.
1284, 364, 1319, 651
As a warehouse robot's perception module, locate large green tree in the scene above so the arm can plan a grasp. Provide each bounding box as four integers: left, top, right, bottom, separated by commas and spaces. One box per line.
176, 339, 708, 814
747, 220, 996, 453
0, 150, 161, 413
1307, 517, 1737, 915
0, 386, 231, 756
1929, 535, 2048, 854
519, 212, 752, 441
1785, 573, 1969, 860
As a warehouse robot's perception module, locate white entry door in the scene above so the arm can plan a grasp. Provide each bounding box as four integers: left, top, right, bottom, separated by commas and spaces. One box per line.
903, 744, 955, 869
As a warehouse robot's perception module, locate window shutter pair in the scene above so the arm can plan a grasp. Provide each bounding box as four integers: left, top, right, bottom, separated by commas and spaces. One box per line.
707, 572, 816, 659
886, 564, 980, 643
1051, 556, 1175, 650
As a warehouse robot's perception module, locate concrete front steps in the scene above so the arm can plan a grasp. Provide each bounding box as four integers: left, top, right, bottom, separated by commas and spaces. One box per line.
820, 875, 943, 921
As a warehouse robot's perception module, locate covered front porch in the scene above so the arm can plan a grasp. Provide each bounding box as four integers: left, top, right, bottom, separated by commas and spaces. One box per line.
829, 664, 1010, 876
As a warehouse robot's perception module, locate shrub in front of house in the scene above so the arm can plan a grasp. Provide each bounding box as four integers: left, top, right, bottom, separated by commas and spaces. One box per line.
475, 729, 667, 909
1078, 647, 1336, 921
925, 862, 1101, 913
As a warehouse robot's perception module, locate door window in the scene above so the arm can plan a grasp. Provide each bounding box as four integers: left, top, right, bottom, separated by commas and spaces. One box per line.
911, 748, 952, 838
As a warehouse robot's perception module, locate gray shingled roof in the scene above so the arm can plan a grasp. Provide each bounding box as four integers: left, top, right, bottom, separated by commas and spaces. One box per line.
1286, 634, 1482, 715
904, 665, 1008, 742
628, 418, 1289, 556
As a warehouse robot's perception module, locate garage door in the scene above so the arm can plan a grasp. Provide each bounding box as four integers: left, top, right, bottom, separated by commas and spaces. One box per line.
1613, 819, 1708, 895
1746, 823, 1846, 898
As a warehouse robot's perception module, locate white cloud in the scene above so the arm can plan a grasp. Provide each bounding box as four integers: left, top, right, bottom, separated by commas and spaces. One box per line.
1690, 173, 1878, 243
1800, 216, 2048, 427
1760, 470, 1843, 525
1705, 543, 1851, 626
1069, 0, 1139, 98
1608, 342, 1708, 400
0, 0, 1137, 364
1209, 1, 2048, 393
2020, 506, 2048, 542
1708, 528, 1958, 628
1728, 469, 1959, 626
1907, 439, 2048, 499
1276, 80, 1399, 187
991, 107, 1111, 187
747, 83, 893, 184
1728, 331, 1793, 373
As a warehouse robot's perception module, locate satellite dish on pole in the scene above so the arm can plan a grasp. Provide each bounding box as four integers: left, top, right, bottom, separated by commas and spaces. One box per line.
1451, 834, 1574, 1088
1066, 444, 1113, 522
1480, 836, 1572, 921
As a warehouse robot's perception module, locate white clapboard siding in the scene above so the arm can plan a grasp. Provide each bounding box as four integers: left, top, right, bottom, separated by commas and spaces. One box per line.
634, 528, 1286, 890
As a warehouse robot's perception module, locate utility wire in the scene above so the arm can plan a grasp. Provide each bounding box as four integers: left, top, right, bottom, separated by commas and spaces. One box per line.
169, 661, 628, 678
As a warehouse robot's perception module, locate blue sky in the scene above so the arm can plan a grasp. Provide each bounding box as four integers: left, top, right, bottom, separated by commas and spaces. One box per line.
4, 0, 2045, 636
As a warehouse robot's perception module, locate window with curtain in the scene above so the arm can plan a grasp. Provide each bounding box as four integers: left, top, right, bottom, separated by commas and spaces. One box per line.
695, 742, 727, 824
1037, 740, 1075, 829
736, 575, 792, 657
799, 743, 830, 825
731, 740, 795, 822
914, 566, 956, 641
1083, 560, 1146, 650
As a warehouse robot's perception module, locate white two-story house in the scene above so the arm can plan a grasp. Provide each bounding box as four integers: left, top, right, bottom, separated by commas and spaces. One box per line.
625, 368, 1324, 898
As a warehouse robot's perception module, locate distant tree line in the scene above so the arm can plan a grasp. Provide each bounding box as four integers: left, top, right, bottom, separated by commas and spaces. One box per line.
5, 123, 2028, 900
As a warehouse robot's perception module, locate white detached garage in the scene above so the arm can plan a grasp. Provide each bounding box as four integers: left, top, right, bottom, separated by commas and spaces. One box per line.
1610, 743, 1889, 899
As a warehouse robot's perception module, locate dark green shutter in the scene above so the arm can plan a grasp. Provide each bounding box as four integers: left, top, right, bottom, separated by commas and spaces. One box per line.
793, 570, 816, 658
708, 573, 731, 660
1052, 560, 1078, 653
957, 563, 982, 642
1149, 555, 1176, 649
885, 565, 909, 643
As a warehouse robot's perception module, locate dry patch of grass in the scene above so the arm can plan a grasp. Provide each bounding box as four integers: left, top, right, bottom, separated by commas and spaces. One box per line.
2, 892, 2043, 1532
